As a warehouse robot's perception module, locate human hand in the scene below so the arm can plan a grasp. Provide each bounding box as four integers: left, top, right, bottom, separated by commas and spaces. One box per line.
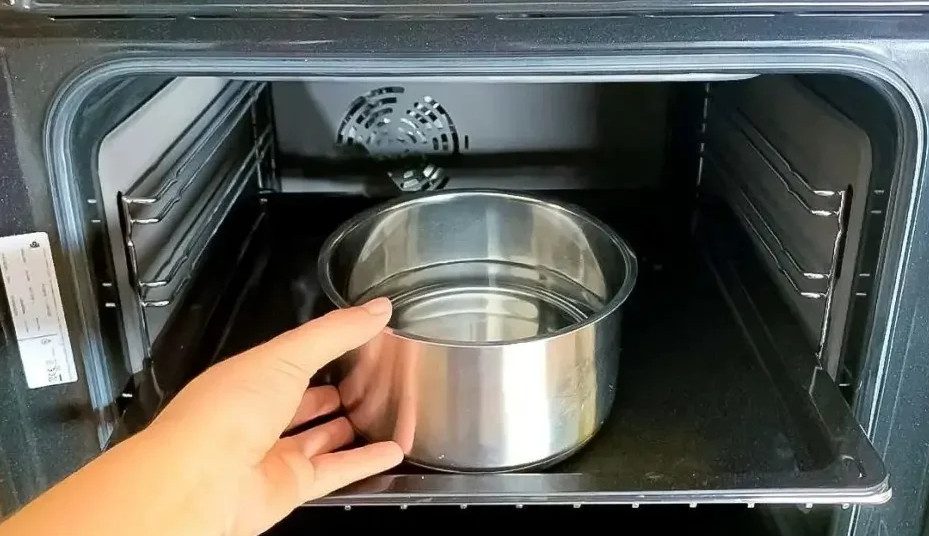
0, 297, 402, 536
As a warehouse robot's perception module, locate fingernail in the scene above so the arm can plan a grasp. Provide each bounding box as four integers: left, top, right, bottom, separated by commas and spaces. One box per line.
361, 297, 391, 316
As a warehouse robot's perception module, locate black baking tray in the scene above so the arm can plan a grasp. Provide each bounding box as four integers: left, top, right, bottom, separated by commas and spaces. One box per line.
212, 191, 889, 506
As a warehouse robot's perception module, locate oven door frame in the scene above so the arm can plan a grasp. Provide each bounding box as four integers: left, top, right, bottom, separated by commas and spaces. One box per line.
1, 12, 928, 536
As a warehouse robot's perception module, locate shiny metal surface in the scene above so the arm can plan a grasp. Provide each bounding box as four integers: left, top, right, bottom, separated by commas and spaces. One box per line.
318, 190, 637, 471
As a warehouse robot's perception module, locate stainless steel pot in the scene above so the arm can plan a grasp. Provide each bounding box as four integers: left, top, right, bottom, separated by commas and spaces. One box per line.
318, 190, 637, 472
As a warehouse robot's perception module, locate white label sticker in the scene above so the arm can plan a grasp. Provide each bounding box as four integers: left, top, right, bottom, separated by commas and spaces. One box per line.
0, 232, 78, 388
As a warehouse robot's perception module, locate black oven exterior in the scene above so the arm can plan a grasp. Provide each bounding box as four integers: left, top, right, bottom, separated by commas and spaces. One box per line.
0, 7, 928, 535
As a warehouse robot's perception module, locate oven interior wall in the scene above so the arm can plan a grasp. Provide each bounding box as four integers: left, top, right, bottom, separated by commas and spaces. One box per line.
272, 81, 675, 193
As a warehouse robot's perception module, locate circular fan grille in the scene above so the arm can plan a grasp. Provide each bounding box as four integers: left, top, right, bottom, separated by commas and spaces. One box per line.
336, 86, 460, 191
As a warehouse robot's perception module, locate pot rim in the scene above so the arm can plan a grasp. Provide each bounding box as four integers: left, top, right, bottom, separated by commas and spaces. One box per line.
317, 189, 638, 348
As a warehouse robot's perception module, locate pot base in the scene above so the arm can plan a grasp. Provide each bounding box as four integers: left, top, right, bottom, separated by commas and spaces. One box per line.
399, 416, 610, 474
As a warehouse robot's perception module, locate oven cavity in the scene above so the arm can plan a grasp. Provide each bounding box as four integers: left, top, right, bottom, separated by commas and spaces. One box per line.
66, 72, 896, 508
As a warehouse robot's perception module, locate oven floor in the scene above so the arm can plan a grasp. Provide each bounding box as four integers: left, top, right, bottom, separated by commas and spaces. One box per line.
212, 191, 885, 506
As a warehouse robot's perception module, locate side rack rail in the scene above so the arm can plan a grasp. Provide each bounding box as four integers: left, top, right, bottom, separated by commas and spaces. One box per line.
704, 93, 849, 359
116, 81, 272, 360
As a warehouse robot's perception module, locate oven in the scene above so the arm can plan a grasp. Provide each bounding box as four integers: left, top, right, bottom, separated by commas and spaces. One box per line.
0, 5, 928, 535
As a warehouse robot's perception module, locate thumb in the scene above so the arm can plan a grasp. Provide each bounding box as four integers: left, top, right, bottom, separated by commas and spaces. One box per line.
239, 297, 392, 379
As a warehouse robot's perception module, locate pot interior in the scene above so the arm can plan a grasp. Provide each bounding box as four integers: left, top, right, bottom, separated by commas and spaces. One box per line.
321, 191, 635, 343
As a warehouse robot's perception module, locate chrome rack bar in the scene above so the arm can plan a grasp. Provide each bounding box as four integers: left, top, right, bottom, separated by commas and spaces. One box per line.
115, 81, 272, 364
708, 99, 841, 217
742, 189, 829, 280
128, 94, 259, 225
735, 204, 827, 300
121, 81, 248, 203
704, 153, 828, 300
116, 189, 150, 367
139, 126, 272, 293
124, 82, 263, 212
816, 188, 848, 361
141, 136, 270, 308
706, 151, 830, 281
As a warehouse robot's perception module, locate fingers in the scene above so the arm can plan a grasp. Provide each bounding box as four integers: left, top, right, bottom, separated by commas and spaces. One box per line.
336, 333, 383, 410
306, 442, 404, 500
250, 438, 401, 534
243, 297, 392, 379
286, 386, 341, 431
285, 417, 355, 458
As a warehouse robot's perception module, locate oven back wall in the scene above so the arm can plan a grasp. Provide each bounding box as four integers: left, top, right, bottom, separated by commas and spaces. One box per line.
272, 81, 671, 192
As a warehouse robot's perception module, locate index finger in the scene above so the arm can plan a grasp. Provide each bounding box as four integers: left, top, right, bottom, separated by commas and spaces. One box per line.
305, 441, 404, 500
240, 297, 392, 378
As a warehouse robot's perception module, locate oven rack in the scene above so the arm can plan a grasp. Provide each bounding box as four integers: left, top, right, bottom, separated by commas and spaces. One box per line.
139, 130, 270, 308
121, 81, 261, 210
703, 95, 848, 359
717, 101, 843, 215
704, 151, 835, 300
116, 80, 272, 358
